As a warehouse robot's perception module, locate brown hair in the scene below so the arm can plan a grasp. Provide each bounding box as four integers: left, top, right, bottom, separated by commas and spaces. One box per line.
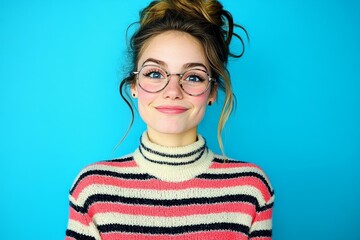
119, 0, 247, 154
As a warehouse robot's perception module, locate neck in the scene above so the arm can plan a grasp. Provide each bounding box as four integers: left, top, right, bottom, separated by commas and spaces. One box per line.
147, 128, 197, 147
133, 131, 214, 182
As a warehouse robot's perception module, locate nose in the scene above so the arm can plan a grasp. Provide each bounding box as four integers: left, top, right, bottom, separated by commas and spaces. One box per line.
162, 74, 183, 100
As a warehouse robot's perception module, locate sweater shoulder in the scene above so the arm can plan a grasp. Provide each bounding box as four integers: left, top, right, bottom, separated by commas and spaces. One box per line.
211, 154, 267, 171
209, 154, 275, 206
72, 154, 135, 183
68, 154, 144, 200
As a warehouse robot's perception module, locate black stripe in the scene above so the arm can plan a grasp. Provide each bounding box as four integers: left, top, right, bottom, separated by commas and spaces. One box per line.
140, 137, 206, 159
72, 193, 259, 214
69, 201, 84, 213
98, 222, 249, 235
139, 146, 206, 166
65, 229, 96, 240
70, 170, 153, 195
108, 156, 134, 162
213, 157, 245, 163
258, 201, 274, 212
198, 172, 273, 196
250, 229, 272, 238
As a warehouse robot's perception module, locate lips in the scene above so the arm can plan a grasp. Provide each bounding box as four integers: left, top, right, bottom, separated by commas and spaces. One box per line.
155, 105, 188, 114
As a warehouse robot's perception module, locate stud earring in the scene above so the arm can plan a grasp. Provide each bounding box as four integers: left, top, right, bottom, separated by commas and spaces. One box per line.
208, 101, 212, 106
132, 93, 136, 97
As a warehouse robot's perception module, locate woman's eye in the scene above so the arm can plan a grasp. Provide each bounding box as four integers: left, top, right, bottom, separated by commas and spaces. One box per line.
145, 71, 164, 79
183, 69, 208, 83
184, 71, 207, 83
186, 75, 203, 82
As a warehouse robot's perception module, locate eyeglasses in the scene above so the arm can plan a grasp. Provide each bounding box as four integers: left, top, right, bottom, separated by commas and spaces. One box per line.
132, 64, 216, 96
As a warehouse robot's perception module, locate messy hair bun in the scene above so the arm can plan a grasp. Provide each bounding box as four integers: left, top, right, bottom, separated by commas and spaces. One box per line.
140, 0, 247, 58
119, 0, 248, 154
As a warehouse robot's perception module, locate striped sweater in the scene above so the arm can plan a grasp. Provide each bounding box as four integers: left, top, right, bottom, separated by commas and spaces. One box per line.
66, 132, 274, 240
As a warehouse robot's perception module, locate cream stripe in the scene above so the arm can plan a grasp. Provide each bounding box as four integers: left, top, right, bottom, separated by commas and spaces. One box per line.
69, 194, 77, 205
94, 212, 252, 227
80, 163, 143, 175
67, 219, 101, 240
75, 184, 267, 206
250, 219, 272, 231
142, 148, 202, 163
207, 166, 268, 176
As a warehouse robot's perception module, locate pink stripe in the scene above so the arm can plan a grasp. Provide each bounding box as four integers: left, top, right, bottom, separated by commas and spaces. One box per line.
256, 208, 273, 221
88, 201, 255, 218
97, 160, 138, 168
101, 230, 248, 240
72, 175, 271, 201
69, 207, 91, 226
211, 161, 261, 169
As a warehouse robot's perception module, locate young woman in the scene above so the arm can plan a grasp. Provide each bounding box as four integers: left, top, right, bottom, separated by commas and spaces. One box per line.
66, 0, 274, 239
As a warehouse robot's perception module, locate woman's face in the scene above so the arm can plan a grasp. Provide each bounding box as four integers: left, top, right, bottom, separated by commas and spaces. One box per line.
131, 31, 217, 146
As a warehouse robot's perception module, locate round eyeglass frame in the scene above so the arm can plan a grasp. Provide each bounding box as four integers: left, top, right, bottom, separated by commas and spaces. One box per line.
132, 64, 217, 96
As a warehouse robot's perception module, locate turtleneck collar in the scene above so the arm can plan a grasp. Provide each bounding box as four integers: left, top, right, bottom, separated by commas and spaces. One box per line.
133, 132, 214, 182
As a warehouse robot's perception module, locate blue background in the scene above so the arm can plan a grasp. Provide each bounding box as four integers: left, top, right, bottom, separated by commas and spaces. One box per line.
1, 0, 359, 239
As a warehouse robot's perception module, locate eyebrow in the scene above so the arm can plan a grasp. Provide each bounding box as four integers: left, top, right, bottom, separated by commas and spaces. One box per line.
142, 58, 209, 72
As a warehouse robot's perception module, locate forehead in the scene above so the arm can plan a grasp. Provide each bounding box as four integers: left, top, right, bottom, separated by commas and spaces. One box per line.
138, 31, 209, 70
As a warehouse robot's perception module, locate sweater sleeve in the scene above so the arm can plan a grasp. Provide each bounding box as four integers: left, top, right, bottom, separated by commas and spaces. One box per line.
65, 193, 101, 240
65, 169, 101, 240
249, 193, 275, 239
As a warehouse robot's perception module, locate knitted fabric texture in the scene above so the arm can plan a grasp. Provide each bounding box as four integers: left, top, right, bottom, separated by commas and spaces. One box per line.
66, 132, 274, 240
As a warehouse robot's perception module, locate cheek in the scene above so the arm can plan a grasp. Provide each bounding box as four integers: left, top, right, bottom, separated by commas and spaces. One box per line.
137, 89, 156, 118
190, 95, 209, 125
137, 88, 155, 105
191, 94, 209, 110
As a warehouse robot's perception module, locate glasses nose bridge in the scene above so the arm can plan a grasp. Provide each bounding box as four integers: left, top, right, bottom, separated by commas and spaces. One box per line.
167, 72, 184, 82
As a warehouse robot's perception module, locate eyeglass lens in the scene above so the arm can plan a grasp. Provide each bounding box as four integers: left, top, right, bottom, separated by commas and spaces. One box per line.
137, 65, 211, 96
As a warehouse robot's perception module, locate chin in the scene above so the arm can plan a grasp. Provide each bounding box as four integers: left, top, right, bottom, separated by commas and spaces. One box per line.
151, 124, 196, 135
155, 128, 188, 135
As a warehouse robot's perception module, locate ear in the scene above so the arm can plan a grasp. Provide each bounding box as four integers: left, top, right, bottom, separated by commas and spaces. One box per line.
208, 83, 218, 103
130, 83, 138, 98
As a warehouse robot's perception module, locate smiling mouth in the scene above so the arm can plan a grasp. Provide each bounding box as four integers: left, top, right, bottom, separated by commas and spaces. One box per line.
155, 106, 188, 114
